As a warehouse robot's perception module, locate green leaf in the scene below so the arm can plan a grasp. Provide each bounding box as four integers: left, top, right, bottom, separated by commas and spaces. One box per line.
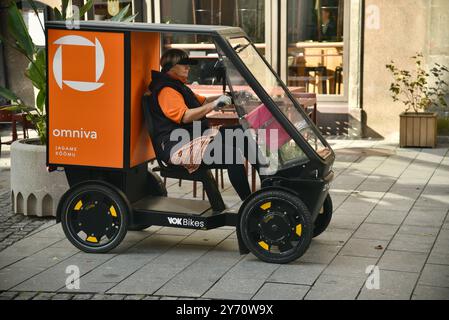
0, 104, 34, 113
110, 4, 131, 21
54, 7, 63, 20
7, 1, 35, 58
0, 86, 20, 102
25, 0, 45, 33
36, 89, 46, 111
79, 0, 94, 17
61, 0, 69, 19
122, 13, 138, 23
24, 47, 46, 91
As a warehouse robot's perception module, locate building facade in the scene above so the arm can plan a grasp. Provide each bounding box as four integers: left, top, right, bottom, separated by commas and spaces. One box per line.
1, 0, 448, 139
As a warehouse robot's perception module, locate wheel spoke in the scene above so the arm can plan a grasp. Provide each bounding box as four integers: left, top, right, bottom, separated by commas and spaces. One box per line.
247, 215, 260, 233
105, 225, 118, 239
278, 241, 293, 252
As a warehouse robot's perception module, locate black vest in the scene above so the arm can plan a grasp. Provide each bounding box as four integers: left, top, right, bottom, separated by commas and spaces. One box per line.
147, 71, 209, 162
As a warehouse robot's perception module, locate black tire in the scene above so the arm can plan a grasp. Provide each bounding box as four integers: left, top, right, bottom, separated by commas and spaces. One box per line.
60, 183, 129, 253
239, 190, 313, 264
313, 194, 333, 238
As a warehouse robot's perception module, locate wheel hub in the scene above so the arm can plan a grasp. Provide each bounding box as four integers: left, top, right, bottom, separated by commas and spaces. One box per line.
77, 202, 113, 240
259, 212, 292, 243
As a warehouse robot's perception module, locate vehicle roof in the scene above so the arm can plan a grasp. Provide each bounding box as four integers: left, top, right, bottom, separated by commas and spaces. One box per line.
45, 21, 245, 37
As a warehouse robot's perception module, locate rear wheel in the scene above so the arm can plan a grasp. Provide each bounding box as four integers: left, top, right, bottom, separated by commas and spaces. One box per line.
313, 194, 333, 238
60, 183, 129, 253
239, 190, 313, 264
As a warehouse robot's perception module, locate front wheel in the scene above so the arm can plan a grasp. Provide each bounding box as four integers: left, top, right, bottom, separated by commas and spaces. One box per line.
239, 190, 313, 264
60, 182, 129, 253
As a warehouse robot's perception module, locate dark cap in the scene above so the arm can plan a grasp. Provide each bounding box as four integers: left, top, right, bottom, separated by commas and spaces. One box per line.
160, 49, 198, 73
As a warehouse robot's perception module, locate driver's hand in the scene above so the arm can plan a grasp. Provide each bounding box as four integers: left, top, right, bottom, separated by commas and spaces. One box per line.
213, 94, 232, 111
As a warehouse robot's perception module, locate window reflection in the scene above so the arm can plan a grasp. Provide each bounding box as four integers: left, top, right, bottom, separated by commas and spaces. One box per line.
92, 0, 133, 20
160, 0, 265, 52
287, 0, 344, 95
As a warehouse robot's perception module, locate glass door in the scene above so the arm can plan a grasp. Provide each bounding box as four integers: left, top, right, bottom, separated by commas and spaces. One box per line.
281, 0, 349, 98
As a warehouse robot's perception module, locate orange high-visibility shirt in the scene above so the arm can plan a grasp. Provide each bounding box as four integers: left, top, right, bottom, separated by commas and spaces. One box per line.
157, 87, 206, 124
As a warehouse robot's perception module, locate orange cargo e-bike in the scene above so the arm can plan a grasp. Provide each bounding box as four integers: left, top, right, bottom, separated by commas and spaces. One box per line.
46, 21, 335, 264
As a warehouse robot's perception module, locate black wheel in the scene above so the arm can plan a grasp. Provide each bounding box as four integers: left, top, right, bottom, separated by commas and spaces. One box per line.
60, 183, 129, 253
239, 190, 313, 264
313, 194, 333, 238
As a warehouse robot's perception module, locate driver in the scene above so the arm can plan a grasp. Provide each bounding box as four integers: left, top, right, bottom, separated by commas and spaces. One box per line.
147, 49, 258, 200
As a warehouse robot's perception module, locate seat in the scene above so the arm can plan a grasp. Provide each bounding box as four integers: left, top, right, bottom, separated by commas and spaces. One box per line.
141, 93, 226, 212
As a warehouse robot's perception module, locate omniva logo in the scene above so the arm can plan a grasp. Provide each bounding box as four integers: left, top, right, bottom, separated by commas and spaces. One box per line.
52, 35, 105, 92
52, 128, 98, 139
167, 217, 205, 228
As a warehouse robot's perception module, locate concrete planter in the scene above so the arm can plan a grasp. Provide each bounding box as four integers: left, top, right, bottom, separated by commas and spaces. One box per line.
11, 138, 69, 217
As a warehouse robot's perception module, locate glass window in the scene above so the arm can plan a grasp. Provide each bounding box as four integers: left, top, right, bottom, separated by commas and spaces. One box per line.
21, 2, 46, 47
220, 37, 330, 168
287, 0, 344, 95
92, 0, 133, 20
160, 0, 265, 53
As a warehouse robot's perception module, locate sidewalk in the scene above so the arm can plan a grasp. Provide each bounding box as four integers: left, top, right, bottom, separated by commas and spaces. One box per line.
0, 134, 448, 300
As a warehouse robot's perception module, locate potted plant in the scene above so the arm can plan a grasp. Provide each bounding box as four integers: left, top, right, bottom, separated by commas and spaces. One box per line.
0, 0, 136, 216
386, 53, 449, 148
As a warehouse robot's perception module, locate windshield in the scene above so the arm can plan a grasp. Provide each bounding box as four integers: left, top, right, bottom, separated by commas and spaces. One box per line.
226, 37, 330, 160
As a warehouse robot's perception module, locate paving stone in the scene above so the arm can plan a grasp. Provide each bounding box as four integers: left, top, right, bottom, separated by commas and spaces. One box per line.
14, 291, 38, 300
0, 265, 48, 291
252, 282, 310, 300
312, 228, 352, 246
180, 229, 234, 247
32, 292, 55, 300
11, 252, 114, 292
156, 227, 196, 236
124, 295, 145, 300
71, 294, 94, 300
51, 293, 74, 300
268, 262, 326, 286
389, 227, 437, 253
328, 214, 365, 230
412, 285, 449, 300
323, 255, 378, 279
352, 223, 399, 241
203, 256, 279, 300
90, 294, 126, 300
375, 193, 417, 212
357, 179, 395, 192
305, 274, 365, 300
418, 264, 449, 288
428, 229, 449, 265
365, 209, 409, 225
79, 253, 158, 285
403, 207, 448, 228
358, 270, 419, 300
0, 291, 19, 300
378, 250, 427, 273
298, 243, 341, 264
155, 239, 242, 297
340, 238, 388, 258
397, 225, 440, 237
414, 194, 449, 209
108, 244, 210, 295
160, 296, 178, 300
143, 295, 160, 300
